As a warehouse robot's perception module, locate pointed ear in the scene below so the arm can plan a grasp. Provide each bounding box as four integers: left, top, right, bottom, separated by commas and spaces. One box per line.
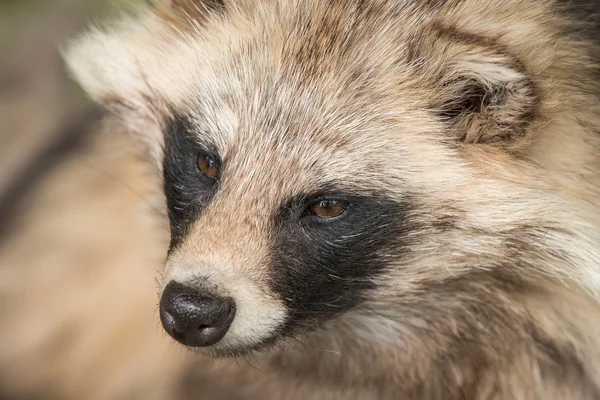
418, 25, 539, 147
63, 0, 226, 108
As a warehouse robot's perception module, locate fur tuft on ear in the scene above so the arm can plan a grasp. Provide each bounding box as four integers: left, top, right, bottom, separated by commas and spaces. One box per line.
417, 25, 539, 146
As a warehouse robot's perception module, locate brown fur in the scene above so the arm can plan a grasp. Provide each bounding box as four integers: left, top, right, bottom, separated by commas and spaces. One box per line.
2, 0, 600, 399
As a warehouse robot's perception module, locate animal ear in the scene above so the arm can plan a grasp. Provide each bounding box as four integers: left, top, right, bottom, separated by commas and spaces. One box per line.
64, 1, 228, 162
64, 0, 225, 109
419, 27, 538, 146
63, 8, 171, 161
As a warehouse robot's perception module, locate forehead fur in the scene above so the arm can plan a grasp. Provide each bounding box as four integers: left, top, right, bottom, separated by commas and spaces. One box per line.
64, 0, 577, 138
64, 0, 595, 177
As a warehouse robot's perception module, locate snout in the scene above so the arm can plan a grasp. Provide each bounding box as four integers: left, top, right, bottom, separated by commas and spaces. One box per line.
159, 281, 236, 347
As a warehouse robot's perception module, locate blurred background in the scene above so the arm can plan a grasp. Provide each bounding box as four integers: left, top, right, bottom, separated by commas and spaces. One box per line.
0, 0, 104, 206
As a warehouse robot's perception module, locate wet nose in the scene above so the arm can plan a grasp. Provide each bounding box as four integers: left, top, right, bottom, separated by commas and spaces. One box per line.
159, 281, 236, 347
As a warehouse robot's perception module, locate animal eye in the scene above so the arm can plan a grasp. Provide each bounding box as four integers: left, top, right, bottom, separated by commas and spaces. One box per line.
309, 200, 348, 218
197, 152, 219, 178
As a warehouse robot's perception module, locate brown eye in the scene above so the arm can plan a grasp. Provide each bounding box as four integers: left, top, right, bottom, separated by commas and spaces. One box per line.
197, 153, 219, 178
309, 200, 348, 218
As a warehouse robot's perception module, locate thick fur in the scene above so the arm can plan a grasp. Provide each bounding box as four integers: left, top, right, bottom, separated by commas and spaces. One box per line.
11, 0, 599, 398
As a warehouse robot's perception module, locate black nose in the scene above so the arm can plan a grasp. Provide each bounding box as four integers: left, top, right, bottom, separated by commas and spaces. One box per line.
159, 281, 236, 347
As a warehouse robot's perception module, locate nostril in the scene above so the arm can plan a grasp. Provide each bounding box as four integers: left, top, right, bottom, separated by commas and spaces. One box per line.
159, 281, 236, 348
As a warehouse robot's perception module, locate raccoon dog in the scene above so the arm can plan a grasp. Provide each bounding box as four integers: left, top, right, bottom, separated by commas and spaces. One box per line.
63, 0, 600, 398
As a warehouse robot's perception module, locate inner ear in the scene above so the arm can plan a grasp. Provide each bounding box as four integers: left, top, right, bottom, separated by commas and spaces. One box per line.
425, 29, 539, 146
440, 76, 489, 120
443, 70, 537, 145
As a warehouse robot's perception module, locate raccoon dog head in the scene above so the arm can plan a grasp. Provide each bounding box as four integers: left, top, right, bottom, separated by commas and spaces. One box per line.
65, 0, 583, 356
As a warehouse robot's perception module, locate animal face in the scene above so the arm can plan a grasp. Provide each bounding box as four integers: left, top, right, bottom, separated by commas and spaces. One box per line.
158, 93, 417, 355
65, 0, 591, 357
